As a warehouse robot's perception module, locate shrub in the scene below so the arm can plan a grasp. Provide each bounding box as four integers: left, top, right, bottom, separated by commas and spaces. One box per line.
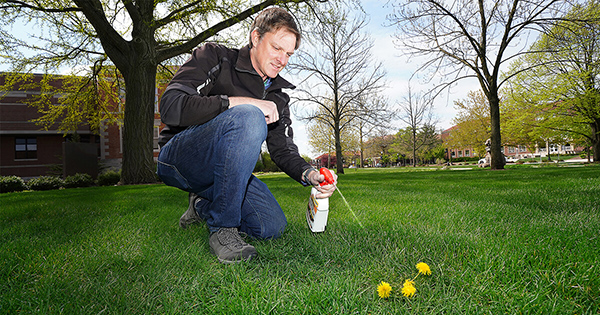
450, 157, 480, 163
28, 176, 64, 191
97, 170, 121, 186
254, 159, 265, 173
262, 153, 281, 172
0, 175, 28, 193
539, 162, 559, 168
253, 153, 281, 173
64, 173, 95, 188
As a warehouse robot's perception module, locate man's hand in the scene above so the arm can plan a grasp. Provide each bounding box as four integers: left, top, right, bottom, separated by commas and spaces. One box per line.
229, 96, 279, 124
304, 168, 337, 198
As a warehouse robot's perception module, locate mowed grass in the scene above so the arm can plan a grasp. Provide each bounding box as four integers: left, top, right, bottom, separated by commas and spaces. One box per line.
1, 165, 599, 314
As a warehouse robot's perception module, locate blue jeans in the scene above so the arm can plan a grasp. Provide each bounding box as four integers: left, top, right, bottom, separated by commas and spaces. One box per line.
157, 105, 287, 239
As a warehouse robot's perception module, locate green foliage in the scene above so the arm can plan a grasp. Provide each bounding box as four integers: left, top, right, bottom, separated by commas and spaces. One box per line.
27, 176, 64, 191
254, 152, 281, 173
446, 90, 490, 157
380, 154, 392, 165
0, 176, 28, 193
423, 144, 447, 163
450, 156, 480, 163
253, 158, 264, 173
394, 125, 441, 165
0, 72, 121, 135
503, 0, 600, 158
97, 170, 121, 186
64, 173, 95, 188
259, 152, 281, 172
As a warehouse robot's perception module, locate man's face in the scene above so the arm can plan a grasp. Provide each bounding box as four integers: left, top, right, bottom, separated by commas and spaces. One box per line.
250, 28, 296, 80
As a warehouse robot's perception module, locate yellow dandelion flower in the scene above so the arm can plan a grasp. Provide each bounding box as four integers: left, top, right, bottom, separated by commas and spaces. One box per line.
401, 280, 416, 298
416, 262, 431, 276
377, 281, 392, 298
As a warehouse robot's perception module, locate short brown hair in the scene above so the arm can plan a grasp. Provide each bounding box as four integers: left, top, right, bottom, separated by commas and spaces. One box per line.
249, 7, 301, 49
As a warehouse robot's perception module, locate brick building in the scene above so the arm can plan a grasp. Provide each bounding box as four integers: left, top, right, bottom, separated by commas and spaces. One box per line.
440, 126, 584, 161
0, 72, 164, 178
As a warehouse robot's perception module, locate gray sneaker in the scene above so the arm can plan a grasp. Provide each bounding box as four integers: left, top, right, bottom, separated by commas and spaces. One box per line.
179, 192, 202, 229
209, 227, 258, 264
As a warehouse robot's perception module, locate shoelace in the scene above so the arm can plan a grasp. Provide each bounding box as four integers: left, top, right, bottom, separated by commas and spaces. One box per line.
218, 228, 245, 249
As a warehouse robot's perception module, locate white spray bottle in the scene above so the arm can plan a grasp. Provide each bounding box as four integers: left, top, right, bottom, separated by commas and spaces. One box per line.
306, 168, 335, 232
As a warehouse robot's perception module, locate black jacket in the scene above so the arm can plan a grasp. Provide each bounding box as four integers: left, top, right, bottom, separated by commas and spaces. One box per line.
158, 43, 311, 184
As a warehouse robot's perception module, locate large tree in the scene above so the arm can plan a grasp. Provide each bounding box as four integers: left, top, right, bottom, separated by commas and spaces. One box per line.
0, 0, 324, 184
363, 127, 395, 166
289, 2, 389, 174
396, 84, 438, 167
504, 0, 600, 161
388, 0, 575, 170
394, 125, 440, 166
307, 100, 359, 157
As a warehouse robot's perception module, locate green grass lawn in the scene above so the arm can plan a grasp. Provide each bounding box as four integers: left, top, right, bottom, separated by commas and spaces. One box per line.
1, 165, 599, 314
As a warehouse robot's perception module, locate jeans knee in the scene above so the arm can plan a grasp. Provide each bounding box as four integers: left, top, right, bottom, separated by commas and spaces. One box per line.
228, 104, 267, 142
240, 210, 287, 240
260, 219, 287, 240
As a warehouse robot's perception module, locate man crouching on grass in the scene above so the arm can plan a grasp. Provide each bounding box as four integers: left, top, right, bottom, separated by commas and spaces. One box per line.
156, 7, 336, 264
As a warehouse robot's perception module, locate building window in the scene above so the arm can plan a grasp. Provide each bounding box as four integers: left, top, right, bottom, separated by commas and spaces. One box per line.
153, 120, 161, 151
153, 126, 160, 150
155, 87, 160, 114
465, 150, 470, 157
15, 137, 37, 160
458, 151, 463, 157
508, 146, 515, 153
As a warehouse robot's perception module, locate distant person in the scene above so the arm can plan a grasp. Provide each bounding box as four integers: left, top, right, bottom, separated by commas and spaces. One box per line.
157, 7, 336, 264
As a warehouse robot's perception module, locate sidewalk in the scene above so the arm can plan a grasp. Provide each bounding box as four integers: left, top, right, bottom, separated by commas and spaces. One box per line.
565, 157, 594, 163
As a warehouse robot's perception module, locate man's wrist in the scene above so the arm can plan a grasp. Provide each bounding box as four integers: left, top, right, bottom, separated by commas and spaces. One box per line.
302, 167, 317, 185
220, 95, 229, 112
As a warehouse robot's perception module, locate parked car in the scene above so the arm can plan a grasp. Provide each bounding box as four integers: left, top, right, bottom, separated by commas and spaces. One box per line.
478, 156, 508, 164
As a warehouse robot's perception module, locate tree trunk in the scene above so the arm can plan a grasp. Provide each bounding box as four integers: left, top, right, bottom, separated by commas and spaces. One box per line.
412, 129, 417, 167
359, 125, 364, 168
489, 93, 505, 170
592, 118, 600, 163
334, 119, 344, 174
120, 60, 158, 184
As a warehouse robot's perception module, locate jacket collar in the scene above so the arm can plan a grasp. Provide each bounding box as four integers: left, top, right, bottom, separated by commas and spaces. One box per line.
236, 45, 295, 91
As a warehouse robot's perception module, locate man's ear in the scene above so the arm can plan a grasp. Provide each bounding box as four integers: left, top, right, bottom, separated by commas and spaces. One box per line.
251, 29, 261, 47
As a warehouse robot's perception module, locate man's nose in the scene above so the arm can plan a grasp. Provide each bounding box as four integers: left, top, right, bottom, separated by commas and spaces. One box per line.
277, 52, 289, 66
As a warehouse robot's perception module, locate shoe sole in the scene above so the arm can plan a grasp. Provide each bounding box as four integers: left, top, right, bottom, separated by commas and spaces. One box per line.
179, 213, 198, 229
209, 247, 258, 264
217, 253, 257, 264
180, 194, 201, 229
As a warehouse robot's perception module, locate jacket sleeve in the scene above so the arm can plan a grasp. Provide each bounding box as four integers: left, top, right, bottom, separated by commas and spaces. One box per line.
266, 93, 313, 184
159, 43, 229, 127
